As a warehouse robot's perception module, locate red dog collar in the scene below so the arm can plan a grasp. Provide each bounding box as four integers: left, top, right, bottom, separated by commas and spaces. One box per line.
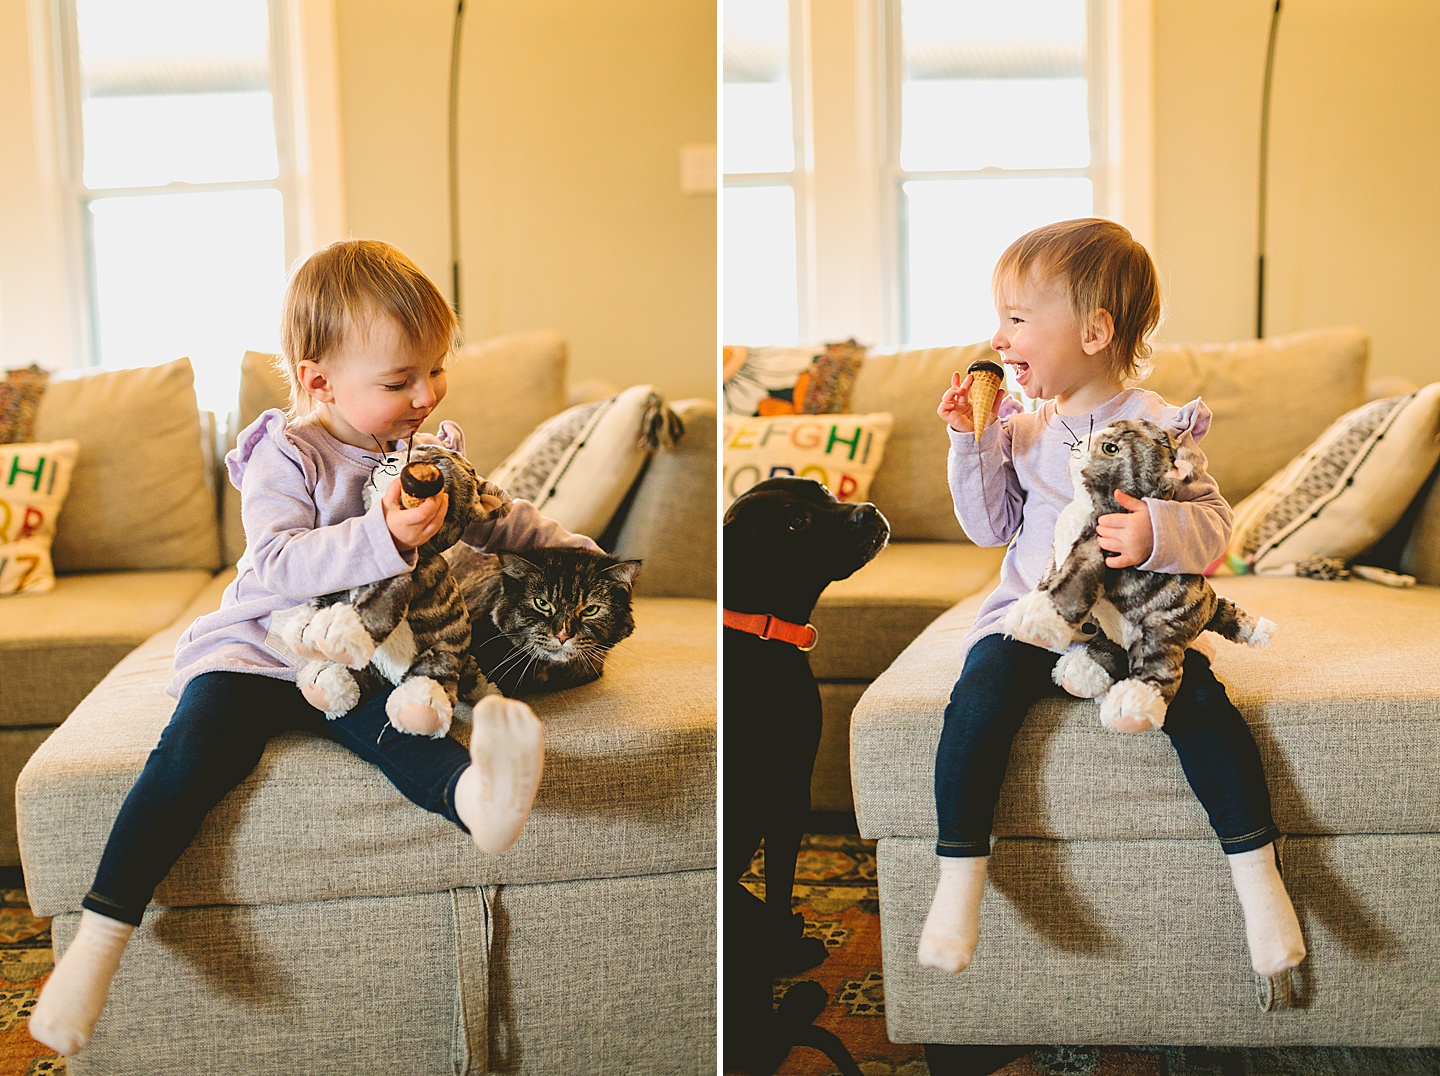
723, 609, 818, 651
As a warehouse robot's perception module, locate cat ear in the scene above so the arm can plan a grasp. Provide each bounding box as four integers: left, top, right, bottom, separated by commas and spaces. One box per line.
604, 559, 642, 587
496, 551, 539, 580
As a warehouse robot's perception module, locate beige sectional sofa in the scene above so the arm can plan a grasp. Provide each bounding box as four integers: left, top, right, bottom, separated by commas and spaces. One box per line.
804, 327, 1440, 1045
14, 333, 718, 1074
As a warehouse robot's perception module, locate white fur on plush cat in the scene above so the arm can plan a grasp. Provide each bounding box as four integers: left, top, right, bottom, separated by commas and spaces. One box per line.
1052, 647, 1112, 698
1002, 590, 1083, 652
387, 676, 453, 738
1100, 677, 1166, 733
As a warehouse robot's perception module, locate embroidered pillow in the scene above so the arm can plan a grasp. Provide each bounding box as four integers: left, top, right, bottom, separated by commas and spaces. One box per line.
0, 366, 49, 444
1223, 382, 1440, 576
722, 412, 893, 509
723, 341, 867, 417
0, 440, 80, 594
488, 384, 671, 538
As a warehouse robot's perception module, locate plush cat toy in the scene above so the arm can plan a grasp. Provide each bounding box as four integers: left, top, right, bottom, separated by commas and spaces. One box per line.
279, 442, 511, 738
1003, 418, 1275, 733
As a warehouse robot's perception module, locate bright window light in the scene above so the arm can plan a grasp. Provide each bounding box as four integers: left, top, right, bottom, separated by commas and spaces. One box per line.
723, 186, 799, 346
904, 177, 1093, 347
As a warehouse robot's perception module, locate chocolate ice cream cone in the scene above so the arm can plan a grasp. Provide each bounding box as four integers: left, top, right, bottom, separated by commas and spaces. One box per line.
967, 359, 1005, 441
400, 462, 443, 508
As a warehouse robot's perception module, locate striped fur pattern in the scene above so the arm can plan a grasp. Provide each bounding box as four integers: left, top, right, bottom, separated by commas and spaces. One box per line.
1003, 418, 1274, 732
457, 547, 640, 697
287, 443, 511, 736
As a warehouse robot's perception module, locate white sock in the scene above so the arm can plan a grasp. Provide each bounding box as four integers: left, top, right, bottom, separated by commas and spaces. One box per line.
455, 695, 544, 854
917, 855, 988, 974
1228, 843, 1307, 976
29, 909, 135, 1056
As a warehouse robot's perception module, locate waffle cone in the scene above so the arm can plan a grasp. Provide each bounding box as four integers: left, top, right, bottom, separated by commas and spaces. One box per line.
968, 369, 1003, 441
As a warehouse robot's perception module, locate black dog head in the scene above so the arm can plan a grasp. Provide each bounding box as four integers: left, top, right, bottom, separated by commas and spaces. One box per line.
724, 476, 890, 621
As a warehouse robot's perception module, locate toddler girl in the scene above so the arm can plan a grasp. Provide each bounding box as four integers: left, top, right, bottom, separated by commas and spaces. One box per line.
918, 219, 1306, 982
31, 239, 597, 1056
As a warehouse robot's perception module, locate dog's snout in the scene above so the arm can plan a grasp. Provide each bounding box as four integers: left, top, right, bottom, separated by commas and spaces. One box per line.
848, 504, 878, 528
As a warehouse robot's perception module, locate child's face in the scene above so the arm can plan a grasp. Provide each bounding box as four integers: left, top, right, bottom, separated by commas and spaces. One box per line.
304, 315, 449, 449
990, 272, 1113, 404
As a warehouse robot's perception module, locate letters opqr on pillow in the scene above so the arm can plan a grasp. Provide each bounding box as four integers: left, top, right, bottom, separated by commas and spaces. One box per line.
1224, 382, 1440, 576
722, 412, 893, 509
0, 439, 79, 594
488, 383, 671, 538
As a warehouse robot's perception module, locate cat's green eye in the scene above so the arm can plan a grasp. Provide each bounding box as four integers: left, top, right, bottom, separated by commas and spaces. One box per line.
581, 604, 602, 617
533, 598, 554, 614
1102, 442, 1119, 455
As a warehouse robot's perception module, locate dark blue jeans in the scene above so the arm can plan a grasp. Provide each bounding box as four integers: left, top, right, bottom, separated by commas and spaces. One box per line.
83, 671, 472, 926
934, 633, 1280, 858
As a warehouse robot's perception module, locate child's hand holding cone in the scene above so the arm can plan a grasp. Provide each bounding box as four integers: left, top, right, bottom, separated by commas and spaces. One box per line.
938, 361, 1007, 440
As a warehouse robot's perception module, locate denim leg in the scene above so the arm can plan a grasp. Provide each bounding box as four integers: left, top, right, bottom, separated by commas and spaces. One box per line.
83, 672, 322, 926
934, 634, 1058, 857
321, 687, 471, 829
1162, 649, 1281, 855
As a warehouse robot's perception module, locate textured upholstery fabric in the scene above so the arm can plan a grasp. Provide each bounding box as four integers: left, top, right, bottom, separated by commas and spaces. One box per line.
877, 833, 1440, 1046
613, 398, 718, 599
0, 568, 214, 729
852, 575, 1440, 842
810, 541, 1007, 681
20, 594, 716, 918
226, 333, 570, 566
849, 343, 998, 541
0, 728, 54, 866
33, 358, 220, 572
1401, 466, 1440, 585
54, 868, 714, 1075
1141, 327, 1370, 504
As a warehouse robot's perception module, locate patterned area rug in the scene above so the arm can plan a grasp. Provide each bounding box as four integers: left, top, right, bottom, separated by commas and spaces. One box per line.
737, 832, 1440, 1076
0, 888, 62, 1074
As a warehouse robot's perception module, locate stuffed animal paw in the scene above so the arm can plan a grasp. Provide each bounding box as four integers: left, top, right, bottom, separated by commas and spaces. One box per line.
1099, 678, 1167, 733
386, 675, 453, 738
1053, 646, 1115, 699
297, 660, 362, 718
302, 601, 379, 668
1003, 590, 1085, 651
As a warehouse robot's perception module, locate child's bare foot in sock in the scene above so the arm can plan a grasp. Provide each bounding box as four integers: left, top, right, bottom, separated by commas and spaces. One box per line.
456, 696, 544, 854
917, 855, 988, 973
29, 910, 134, 1056
1228, 843, 1306, 976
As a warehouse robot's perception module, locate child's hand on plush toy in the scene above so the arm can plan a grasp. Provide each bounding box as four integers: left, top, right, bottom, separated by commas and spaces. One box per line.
1095, 489, 1154, 568
382, 478, 449, 552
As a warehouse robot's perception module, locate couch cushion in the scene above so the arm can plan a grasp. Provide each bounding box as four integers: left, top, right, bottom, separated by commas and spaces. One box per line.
1400, 465, 1440, 585
19, 593, 716, 918
613, 398, 717, 599
849, 343, 998, 541
33, 358, 220, 573
852, 574, 1440, 842
1142, 327, 1370, 504
810, 541, 1007, 681
0, 568, 216, 729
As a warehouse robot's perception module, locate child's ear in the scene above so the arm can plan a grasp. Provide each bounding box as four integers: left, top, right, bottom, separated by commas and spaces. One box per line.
296, 360, 335, 404
1080, 309, 1115, 356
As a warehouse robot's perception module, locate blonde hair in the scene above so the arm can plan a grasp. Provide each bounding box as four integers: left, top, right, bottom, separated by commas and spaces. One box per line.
278, 239, 460, 418
992, 218, 1162, 381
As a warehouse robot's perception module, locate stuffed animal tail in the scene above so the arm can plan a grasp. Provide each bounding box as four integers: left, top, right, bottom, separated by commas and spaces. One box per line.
1205, 597, 1275, 648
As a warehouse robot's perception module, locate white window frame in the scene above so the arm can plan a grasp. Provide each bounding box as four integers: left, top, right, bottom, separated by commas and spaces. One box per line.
49, 0, 346, 368
796, 0, 1152, 349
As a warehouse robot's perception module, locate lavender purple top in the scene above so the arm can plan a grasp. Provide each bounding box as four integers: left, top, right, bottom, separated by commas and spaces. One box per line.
168, 409, 598, 698
948, 387, 1232, 662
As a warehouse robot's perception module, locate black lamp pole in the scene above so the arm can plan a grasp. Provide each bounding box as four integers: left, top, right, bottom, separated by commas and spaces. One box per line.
1257, 0, 1282, 339
448, 0, 466, 317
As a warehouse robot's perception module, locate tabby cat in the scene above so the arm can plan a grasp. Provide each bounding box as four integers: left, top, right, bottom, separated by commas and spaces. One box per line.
1003, 418, 1274, 733
450, 546, 641, 697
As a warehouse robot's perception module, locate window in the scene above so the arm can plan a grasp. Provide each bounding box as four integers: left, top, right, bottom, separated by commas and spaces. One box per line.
894, 0, 1095, 346
58, 0, 292, 411
722, 0, 1145, 350
722, 0, 804, 346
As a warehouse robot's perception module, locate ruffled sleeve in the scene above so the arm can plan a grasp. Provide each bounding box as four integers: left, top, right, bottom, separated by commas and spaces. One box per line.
226, 408, 296, 491
1164, 397, 1213, 444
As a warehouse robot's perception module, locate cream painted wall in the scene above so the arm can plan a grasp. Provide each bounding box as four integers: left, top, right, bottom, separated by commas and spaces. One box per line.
1153, 0, 1440, 387
335, 0, 717, 401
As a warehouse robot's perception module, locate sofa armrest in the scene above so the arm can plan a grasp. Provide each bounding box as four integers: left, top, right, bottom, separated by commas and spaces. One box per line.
612, 398, 716, 599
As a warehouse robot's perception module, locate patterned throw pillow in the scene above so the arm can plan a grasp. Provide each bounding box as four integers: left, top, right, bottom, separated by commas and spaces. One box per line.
488, 384, 675, 539
723, 341, 867, 417
0, 366, 49, 444
1222, 382, 1440, 576
722, 412, 893, 509
0, 439, 80, 595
